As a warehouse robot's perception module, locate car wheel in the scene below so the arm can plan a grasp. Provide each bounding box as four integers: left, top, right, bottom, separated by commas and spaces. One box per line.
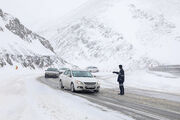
70, 83, 75, 92
95, 90, 99, 93
59, 80, 64, 89
45, 74, 48, 78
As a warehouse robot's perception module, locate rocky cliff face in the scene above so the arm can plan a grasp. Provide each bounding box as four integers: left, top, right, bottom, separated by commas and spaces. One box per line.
0, 9, 66, 69
0, 9, 54, 52
0, 53, 67, 69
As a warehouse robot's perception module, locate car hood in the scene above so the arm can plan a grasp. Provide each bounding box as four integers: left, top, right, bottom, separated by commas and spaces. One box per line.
74, 77, 98, 82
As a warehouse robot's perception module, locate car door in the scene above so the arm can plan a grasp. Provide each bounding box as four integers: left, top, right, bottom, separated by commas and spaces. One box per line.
66, 70, 72, 89
61, 70, 68, 88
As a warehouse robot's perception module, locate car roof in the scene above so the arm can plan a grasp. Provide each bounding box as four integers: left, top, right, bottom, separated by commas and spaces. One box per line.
88, 66, 97, 68
47, 68, 58, 70
59, 67, 69, 69
69, 69, 89, 72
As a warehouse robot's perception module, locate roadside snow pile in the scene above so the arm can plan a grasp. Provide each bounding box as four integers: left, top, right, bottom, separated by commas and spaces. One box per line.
0, 68, 132, 120
94, 71, 180, 94
126, 70, 180, 94
0, 9, 66, 68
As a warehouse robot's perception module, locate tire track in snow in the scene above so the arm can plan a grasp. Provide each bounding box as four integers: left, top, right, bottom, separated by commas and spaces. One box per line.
37, 76, 180, 120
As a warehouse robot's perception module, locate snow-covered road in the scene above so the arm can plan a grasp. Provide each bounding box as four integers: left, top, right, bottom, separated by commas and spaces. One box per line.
1, 68, 180, 120
38, 76, 180, 120
0, 69, 132, 120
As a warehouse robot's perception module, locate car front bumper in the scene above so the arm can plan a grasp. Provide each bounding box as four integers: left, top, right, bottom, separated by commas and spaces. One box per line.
75, 84, 100, 91
45, 73, 59, 77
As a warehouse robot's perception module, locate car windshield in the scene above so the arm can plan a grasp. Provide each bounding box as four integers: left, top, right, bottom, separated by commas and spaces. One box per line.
60, 68, 68, 70
72, 71, 93, 77
47, 68, 58, 71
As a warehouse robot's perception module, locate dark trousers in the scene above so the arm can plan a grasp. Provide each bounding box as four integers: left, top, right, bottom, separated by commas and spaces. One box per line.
119, 83, 124, 95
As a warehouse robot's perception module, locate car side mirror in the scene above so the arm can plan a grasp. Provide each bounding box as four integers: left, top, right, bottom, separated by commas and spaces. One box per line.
93, 75, 96, 78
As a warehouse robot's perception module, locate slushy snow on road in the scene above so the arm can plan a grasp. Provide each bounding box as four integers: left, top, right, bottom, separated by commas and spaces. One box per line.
0, 68, 133, 120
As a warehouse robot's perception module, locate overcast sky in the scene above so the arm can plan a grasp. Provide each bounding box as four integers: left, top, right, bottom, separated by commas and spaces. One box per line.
0, 0, 88, 30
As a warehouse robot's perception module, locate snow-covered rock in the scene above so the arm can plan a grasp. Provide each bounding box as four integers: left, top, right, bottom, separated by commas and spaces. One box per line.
0, 9, 66, 68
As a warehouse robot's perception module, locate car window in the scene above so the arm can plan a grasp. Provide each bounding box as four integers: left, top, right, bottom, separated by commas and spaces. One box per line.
72, 71, 93, 77
64, 70, 68, 75
47, 68, 58, 71
60, 68, 68, 70
67, 70, 71, 77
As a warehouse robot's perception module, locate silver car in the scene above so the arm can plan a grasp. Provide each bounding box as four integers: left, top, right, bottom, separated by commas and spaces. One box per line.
45, 68, 60, 78
86, 66, 99, 73
59, 69, 100, 92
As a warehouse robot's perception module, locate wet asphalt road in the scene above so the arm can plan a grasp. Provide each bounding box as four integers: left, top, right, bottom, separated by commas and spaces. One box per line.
37, 76, 180, 120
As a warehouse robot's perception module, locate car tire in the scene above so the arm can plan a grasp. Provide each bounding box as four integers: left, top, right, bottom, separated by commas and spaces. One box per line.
45, 74, 48, 78
70, 83, 75, 92
95, 90, 99, 93
57, 74, 60, 78
59, 80, 64, 89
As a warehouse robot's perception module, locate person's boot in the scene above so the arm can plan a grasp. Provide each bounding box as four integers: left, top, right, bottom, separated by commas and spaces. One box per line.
120, 85, 124, 95
120, 93, 124, 95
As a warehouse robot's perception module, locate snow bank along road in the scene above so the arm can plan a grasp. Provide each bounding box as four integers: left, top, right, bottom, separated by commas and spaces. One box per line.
149, 65, 180, 76
38, 75, 180, 120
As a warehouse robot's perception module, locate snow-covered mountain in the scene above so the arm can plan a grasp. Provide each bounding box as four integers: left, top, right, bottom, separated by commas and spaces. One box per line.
40, 17, 158, 70
40, 0, 180, 70
0, 9, 66, 68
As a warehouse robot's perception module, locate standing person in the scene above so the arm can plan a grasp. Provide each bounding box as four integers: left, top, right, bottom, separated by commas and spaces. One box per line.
113, 65, 125, 95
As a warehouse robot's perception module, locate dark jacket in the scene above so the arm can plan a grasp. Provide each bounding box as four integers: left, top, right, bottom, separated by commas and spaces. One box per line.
113, 69, 125, 84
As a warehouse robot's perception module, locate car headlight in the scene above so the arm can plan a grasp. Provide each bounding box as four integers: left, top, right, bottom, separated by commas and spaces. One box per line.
75, 80, 84, 85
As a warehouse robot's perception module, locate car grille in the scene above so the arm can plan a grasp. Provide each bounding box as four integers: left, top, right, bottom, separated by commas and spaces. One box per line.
84, 82, 96, 85
85, 87, 95, 89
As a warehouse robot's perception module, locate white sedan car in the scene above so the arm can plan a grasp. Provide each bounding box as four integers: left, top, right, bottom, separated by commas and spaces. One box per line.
59, 69, 100, 92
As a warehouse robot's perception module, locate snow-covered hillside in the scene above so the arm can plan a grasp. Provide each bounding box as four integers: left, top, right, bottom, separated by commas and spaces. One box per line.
0, 0, 89, 31
40, 0, 180, 70
98, 0, 180, 66
0, 9, 66, 68
41, 18, 158, 70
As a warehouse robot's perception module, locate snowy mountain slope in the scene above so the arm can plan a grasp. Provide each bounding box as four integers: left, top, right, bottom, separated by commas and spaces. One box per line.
98, 1, 180, 65
0, 0, 89, 31
40, 0, 180, 70
0, 9, 54, 53
39, 0, 118, 32
0, 9, 66, 68
41, 18, 158, 70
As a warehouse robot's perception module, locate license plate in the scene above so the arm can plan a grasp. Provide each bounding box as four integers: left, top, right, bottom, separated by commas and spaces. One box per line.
86, 85, 95, 88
